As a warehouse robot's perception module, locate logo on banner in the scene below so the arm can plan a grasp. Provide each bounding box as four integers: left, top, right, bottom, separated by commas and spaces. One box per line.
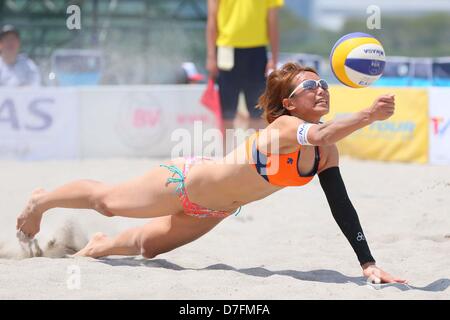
133, 108, 161, 128
430, 117, 450, 136
0, 91, 79, 160
115, 93, 165, 152
335, 113, 416, 140
0, 97, 54, 158
368, 120, 416, 140
0, 98, 53, 131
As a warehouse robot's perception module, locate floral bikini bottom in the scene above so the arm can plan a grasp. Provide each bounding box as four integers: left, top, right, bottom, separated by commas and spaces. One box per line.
160, 157, 241, 218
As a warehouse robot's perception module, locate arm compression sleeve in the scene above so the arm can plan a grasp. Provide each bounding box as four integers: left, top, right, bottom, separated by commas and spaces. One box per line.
318, 166, 376, 266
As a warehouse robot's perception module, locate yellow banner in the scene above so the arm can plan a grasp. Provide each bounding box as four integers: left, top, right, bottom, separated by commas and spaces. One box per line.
325, 87, 429, 163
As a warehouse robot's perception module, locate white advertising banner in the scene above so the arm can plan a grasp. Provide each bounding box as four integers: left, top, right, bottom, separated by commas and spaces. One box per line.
0, 88, 79, 160
429, 88, 450, 165
79, 85, 218, 158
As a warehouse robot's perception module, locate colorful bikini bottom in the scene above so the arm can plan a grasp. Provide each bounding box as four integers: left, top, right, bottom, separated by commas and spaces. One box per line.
160, 157, 241, 218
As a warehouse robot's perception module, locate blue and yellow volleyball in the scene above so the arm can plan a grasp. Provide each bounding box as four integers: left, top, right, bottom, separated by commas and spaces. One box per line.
330, 32, 386, 88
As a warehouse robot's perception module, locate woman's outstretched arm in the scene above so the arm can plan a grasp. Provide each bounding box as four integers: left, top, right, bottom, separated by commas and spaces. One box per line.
318, 166, 376, 266
318, 145, 407, 284
275, 93, 395, 149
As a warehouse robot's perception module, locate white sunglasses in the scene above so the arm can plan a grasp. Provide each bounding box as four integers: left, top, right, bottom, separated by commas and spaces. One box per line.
288, 79, 329, 99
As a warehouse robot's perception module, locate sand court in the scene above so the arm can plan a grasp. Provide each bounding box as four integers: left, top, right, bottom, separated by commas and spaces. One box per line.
0, 157, 449, 299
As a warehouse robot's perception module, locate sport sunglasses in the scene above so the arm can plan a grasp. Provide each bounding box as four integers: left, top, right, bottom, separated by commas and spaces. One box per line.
288, 79, 329, 99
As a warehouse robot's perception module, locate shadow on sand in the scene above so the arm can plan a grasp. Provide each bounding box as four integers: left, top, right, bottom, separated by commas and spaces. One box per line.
96, 257, 449, 293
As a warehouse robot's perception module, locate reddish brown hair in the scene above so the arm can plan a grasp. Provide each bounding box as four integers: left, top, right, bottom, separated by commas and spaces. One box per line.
257, 62, 318, 124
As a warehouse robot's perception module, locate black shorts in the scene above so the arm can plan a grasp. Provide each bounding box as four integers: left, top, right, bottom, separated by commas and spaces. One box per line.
217, 46, 267, 119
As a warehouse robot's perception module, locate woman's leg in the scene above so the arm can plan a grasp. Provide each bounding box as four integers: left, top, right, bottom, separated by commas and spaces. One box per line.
17, 160, 186, 238
75, 212, 225, 258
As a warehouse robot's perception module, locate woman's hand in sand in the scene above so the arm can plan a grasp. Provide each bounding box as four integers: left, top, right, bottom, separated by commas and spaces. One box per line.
16, 188, 47, 239
362, 262, 407, 284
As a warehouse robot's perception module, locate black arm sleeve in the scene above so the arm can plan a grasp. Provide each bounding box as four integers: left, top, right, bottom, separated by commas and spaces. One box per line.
318, 166, 376, 266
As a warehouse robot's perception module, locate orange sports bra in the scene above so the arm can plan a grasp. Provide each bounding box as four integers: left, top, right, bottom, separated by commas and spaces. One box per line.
245, 132, 320, 187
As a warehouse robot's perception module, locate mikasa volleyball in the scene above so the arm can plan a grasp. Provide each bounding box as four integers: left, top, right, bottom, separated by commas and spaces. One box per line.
330, 32, 386, 88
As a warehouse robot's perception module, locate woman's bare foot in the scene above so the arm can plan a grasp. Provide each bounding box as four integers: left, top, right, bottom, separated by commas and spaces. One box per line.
74, 232, 111, 258
16, 188, 48, 239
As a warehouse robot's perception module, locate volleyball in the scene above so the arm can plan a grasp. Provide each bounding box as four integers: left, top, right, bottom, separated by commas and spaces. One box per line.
330, 32, 386, 88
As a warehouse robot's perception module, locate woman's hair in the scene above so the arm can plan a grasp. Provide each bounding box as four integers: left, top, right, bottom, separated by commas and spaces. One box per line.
257, 62, 318, 124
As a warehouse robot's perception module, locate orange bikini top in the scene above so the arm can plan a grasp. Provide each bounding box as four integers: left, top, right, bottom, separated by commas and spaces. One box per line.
245, 132, 320, 187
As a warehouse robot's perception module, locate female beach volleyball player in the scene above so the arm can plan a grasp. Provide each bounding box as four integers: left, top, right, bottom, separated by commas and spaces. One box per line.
16, 63, 406, 284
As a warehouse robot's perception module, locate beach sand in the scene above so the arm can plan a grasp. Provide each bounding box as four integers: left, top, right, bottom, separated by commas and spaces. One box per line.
0, 158, 449, 299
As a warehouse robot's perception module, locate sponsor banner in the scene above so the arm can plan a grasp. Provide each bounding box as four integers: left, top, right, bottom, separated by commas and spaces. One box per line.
79, 85, 218, 158
0, 88, 79, 160
325, 87, 428, 163
429, 88, 450, 165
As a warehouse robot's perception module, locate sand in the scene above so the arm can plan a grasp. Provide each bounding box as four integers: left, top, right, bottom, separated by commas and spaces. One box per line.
0, 157, 449, 299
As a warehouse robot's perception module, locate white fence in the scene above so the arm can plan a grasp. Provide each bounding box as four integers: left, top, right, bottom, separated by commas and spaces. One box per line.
0, 85, 217, 160
0, 85, 449, 164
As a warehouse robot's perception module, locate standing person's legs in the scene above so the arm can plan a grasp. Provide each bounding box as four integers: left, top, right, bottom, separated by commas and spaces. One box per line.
233, 93, 250, 130
75, 212, 225, 258
243, 46, 268, 129
17, 160, 186, 238
217, 64, 240, 155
